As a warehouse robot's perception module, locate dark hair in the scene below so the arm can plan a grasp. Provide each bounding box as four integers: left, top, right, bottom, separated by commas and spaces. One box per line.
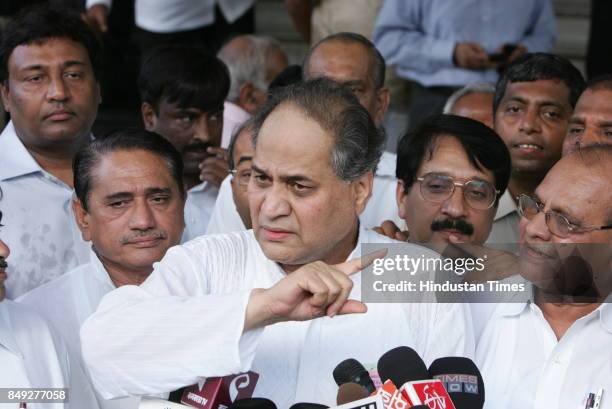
73, 128, 185, 211
269, 65, 302, 91
0, 4, 102, 83
396, 114, 511, 204
303, 32, 386, 89
228, 117, 256, 170
138, 45, 230, 114
493, 53, 585, 113
584, 73, 612, 93
252, 78, 384, 180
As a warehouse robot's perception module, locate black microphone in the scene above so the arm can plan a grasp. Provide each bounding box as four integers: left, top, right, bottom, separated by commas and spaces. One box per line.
333, 358, 376, 393
376, 346, 429, 387
428, 356, 485, 409
288, 403, 328, 409
228, 398, 277, 409
409, 406, 429, 409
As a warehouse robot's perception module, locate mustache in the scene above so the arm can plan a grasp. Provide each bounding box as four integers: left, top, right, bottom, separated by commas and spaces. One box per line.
183, 142, 212, 154
120, 230, 167, 245
0, 257, 6, 269
431, 218, 474, 236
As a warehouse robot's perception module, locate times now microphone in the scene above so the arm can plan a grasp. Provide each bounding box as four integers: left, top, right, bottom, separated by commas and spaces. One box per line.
428, 357, 484, 409
180, 371, 259, 409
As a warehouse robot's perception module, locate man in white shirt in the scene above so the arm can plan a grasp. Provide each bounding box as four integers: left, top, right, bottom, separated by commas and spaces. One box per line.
81, 79, 474, 408
0, 6, 101, 298
18, 130, 186, 409
85, 0, 255, 55
476, 145, 612, 409
302, 32, 401, 229
140, 46, 230, 242
0, 212, 72, 409
217, 35, 288, 148
489, 53, 585, 244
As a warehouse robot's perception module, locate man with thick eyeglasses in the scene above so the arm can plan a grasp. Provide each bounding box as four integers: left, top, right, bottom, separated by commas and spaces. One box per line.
377, 114, 511, 246
476, 145, 612, 409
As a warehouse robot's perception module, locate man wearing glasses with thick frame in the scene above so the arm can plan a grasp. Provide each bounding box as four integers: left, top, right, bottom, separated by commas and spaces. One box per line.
382, 114, 511, 246
476, 145, 612, 409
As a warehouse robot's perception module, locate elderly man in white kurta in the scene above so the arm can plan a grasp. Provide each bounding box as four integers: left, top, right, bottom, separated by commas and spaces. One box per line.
81, 79, 474, 408
18, 130, 187, 409
476, 146, 612, 409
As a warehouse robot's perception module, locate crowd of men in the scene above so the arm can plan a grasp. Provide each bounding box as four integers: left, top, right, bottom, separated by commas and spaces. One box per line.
0, 2, 611, 409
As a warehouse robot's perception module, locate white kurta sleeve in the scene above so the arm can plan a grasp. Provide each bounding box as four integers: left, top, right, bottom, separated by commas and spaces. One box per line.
80, 243, 263, 399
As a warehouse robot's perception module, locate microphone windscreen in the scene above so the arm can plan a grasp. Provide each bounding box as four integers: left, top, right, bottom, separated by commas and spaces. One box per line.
333, 358, 376, 393
377, 346, 429, 387
228, 398, 277, 409
288, 403, 328, 409
336, 382, 369, 405
428, 356, 485, 409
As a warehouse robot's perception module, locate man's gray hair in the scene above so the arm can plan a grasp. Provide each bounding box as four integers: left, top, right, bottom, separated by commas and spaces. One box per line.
251, 78, 384, 181
443, 82, 495, 114
218, 35, 282, 102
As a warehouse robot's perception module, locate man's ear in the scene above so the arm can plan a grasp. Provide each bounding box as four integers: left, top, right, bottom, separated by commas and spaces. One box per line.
237, 82, 263, 114
396, 180, 407, 219
352, 171, 374, 216
141, 102, 157, 131
374, 87, 390, 125
72, 198, 92, 242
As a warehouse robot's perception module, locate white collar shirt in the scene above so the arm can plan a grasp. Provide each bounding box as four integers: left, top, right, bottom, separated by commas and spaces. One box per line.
81, 227, 474, 408
17, 250, 138, 409
86, 0, 255, 33
0, 300, 70, 409
221, 101, 251, 149
206, 152, 403, 235
182, 182, 219, 242
486, 190, 520, 245
476, 292, 612, 409
0, 121, 90, 299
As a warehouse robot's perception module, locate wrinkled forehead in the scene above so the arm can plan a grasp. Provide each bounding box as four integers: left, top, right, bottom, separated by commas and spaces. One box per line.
307, 41, 373, 83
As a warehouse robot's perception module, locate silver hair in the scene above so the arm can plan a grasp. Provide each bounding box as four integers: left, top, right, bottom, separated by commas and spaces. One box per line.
217, 35, 282, 103
443, 82, 495, 114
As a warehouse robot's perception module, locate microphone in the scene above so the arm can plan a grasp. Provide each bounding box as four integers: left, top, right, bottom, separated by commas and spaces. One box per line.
337, 383, 369, 405
376, 347, 429, 388
289, 403, 329, 409
428, 357, 485, 409
180, 371, 259, 409
228, 398, 277, 409
399, 380, 456, 409
330, 394, 385, 409
333, 359, 376, 393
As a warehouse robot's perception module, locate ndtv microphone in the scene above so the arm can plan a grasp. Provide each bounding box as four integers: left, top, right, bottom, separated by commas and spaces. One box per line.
428, 357, 485, 409
377, 347, 429, 388
334, 359, 377, 393
181, 371, 259, 409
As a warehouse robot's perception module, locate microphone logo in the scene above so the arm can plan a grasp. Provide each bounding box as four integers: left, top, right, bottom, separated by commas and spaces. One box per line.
229, 373, 251, 402
422, 385, 446, 409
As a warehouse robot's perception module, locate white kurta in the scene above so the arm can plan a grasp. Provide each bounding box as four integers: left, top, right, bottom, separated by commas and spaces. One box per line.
206, 152, 402, 235
182, 182, 219, 242
0, 121, 90, 299
0, 300, 70, 409
81, 228, 474, 408
477, 294, 612, 409
18, 250, 138, 409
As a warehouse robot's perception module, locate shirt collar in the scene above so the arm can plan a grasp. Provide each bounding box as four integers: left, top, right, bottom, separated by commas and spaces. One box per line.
189, 181, 212, 194
0, 121, 44, 181
500, 283, 535, 317
598, 296, 612, 333
0, 301, 24, 357
494, 190, 518, 221
224, 101, 251, 122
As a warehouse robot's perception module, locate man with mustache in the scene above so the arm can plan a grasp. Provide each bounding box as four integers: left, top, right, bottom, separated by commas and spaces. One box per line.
388, 114, 511, 246
139, 45, 230, 241
19, 129, 186, 409
563, 74, 612, 155
81, 79, 473, 408
476, 145, 612, 409
0, 5, 102, 298
488, 53, 585, 244
0, 211, 78, 409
